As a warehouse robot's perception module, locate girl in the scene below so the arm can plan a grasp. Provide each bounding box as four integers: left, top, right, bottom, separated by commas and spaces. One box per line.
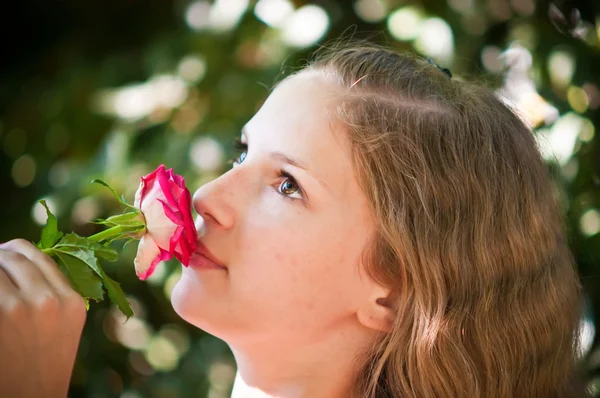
0, 42, 585, 397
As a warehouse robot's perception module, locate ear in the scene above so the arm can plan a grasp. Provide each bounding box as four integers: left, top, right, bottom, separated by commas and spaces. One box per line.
356, 285, 396, 333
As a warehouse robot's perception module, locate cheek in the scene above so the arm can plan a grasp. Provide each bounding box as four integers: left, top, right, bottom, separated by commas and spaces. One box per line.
232, 217, 362, 319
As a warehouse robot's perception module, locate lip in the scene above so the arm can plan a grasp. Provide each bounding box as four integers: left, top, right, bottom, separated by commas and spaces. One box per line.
192, 241, 227, 270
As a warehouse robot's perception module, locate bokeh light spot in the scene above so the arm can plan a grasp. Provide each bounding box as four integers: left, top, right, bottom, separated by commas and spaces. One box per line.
560, 158, 579, 182
488, 0, 512, 21
159, 324, 191, 357
208, 360, 237, 394
481, 45, 504, 73
71, 196, 101, 225
207, 0, 250, 32
567, 85, 590, 113
105, 304, 153, 351
94, 75, 188, 121
583, 83, 600, 110
387, 6, 424, 41
115, 317, 153, 351
548, 49, 575, 89
579, 118, 595, 142
448, 0, 474, 14
48, 161, 71, 188
121, 391, 144, 398
12, 154, 36, 187
177, 55, 207, 83
579, 315, 595, 358
190, 136, 224, 172
145, 335, 180, 372
185, 1, 211, 30
353, 0, 387, 23
282, 5, 330, 48
254, 0, 294, 28
536, 112, 583, 166
414, 18, 455, 63
146, 262, 168, 285
510, 0, 535, 17
508, 22, 537, 50
580, 209, 600, 237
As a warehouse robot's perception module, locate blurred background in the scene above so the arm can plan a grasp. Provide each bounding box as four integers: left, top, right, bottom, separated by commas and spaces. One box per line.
0, 0, 599, 396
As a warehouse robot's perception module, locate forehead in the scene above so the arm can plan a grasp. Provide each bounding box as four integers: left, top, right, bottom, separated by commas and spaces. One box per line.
249, 72, 339, 139
244, 72, 356, 197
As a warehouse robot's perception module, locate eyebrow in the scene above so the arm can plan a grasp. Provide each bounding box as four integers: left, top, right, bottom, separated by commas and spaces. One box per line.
269, 151, 308, 170
241, 127, 331, 192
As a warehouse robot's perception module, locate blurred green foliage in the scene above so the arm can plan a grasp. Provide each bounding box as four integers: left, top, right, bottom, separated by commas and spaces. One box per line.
1, 0, 599, 396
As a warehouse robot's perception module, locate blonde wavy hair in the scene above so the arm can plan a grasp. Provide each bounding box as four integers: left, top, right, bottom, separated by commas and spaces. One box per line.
300, 43, 584, 397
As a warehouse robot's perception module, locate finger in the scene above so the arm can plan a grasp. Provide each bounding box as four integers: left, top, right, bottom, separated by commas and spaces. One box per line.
0, 248, 48, 293
0, 267, 19, 296
0, 239, 73, 296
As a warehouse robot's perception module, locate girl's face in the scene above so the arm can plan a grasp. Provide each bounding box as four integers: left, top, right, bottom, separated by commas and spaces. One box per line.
171, 72, 378, 347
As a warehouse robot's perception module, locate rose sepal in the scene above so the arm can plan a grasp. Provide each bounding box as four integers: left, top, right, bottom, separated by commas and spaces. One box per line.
93, 212, 147, 241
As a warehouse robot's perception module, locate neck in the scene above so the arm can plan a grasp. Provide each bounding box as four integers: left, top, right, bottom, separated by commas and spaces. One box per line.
228, 325, 373, 398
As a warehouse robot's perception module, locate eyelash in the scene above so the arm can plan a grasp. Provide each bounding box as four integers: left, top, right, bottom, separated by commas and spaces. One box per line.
231, 138, 247, 163
229, 138, 305, 200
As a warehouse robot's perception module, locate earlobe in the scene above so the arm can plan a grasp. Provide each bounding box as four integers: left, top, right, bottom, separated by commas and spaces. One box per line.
356, 289, 396, 333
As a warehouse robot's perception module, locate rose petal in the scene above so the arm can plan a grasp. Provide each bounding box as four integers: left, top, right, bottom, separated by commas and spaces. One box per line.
158, 199, 184, 226
157, 169, 179, 208
173, 174, 185, 188
137, 165, 166, 209
179, 189, 197, 245
142, 187, 178, 249
134, 184, 143, 209
134, 235, 171, 280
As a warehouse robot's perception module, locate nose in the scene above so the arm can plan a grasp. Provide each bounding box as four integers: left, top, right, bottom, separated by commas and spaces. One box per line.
192, 173, 236, 232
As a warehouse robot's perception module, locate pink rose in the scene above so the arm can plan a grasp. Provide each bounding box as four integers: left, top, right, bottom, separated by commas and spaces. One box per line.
133, 165, 197, 280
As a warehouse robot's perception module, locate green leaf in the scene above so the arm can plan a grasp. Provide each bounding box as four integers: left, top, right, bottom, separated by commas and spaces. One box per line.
54, 233, 118, 262
55, 252, 104, 301
37, 200, 63, 249
98, 268, 133, 319
52, 233, 133, 319
55, 247, 103, 279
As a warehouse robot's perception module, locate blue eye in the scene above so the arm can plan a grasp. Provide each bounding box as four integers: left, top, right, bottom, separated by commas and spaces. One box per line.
231, 138, 247, 166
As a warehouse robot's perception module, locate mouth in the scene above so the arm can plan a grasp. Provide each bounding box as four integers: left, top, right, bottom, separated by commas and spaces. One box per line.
192, 240, 228, 270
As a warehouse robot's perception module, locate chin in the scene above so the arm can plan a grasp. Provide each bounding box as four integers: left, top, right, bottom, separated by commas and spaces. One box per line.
170, 277, 232, 339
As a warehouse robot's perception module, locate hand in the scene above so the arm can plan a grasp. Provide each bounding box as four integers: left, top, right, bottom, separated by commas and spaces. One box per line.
0, 239, 87, 398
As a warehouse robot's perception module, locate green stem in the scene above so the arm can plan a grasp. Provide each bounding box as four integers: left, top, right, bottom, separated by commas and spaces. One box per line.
88, 225, 124, 242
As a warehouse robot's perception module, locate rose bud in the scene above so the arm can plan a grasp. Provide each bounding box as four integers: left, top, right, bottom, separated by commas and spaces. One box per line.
133, 165, 198, 280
